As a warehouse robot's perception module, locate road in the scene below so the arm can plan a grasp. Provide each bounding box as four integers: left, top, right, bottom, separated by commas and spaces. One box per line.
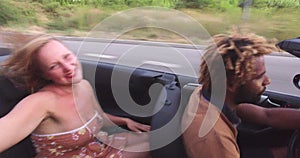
60, 37, 300, 97
0, 36, 299, 96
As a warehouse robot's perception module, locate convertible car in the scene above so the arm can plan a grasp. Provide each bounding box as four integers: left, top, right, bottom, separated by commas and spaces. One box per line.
0, 36, 299, 158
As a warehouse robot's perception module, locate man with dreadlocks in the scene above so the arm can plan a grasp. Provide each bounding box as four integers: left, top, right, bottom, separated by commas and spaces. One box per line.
181, 32, 279, 158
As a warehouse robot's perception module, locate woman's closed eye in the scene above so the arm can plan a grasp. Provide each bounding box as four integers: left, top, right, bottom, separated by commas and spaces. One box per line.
49, 64, 58, 70
64, 54, 74, 61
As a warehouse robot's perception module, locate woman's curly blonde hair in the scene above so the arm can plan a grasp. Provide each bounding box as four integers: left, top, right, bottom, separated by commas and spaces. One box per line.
199, 32, 280, 92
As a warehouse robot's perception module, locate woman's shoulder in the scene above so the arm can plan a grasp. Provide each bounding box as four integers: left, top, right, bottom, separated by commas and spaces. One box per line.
80, 79, 92, 87
12, 90, 56, 117
78, 79, 93, 91
22, 90, 56, 105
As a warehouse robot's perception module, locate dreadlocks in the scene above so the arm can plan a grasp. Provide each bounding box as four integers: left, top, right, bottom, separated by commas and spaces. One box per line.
199, 32, 279, 93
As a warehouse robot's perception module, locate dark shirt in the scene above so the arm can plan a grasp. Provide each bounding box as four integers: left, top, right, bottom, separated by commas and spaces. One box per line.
202, 89, 241, 126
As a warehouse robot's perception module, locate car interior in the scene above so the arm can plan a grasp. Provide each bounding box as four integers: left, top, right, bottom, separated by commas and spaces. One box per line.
0, 37, 300, 158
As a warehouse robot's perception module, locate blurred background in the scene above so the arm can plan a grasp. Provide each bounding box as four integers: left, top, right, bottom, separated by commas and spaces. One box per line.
0, 0, 299, 43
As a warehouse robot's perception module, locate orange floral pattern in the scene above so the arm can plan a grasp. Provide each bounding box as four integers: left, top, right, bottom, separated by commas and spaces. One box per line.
31, 113, 123, 158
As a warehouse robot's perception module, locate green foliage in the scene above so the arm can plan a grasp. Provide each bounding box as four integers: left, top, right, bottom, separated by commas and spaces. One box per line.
1, 0, 300, 42
151, 0, 178, 8
175, 0, 241, 10
44, 2, 60, 12
47, 18, 67, 30
86, 0, 102, 7
47, 7, 109, 31
32, 0, 88, 6
0, 0, 38, 25
176, 0, 300, 9
252, 0, 300, 8
0, 1, 19, 25
97, 0, 178, 8
124, 0, 151, 7
99, 0, 125, 6
19, 0, 300, 9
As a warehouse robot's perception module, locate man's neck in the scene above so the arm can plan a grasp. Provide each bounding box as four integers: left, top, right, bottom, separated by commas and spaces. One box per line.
202, 88, 241, 126
225, 90, 238, 111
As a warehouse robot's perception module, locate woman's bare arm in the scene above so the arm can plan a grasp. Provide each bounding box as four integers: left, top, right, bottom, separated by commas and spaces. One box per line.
0, 92, 50, 152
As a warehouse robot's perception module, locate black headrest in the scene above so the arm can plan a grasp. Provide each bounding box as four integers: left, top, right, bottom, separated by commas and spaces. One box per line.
0, 75, 29, 116
0, 76, 35, 158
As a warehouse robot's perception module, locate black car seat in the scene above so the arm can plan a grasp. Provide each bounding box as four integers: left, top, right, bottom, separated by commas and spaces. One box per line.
150, 83, 199, 158
0, 75, 36, 158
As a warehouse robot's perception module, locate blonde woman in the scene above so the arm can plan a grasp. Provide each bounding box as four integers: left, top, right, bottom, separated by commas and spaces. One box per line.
0, 34, 150, 157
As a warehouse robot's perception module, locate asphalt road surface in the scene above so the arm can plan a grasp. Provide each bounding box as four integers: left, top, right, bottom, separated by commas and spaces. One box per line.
61, 37, 300, 97
0, 36, 299, 96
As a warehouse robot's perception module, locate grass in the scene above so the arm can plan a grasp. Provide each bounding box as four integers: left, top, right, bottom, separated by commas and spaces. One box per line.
246, 8, 300, 40
182, 7, 300, 41
0, 1, 300, 43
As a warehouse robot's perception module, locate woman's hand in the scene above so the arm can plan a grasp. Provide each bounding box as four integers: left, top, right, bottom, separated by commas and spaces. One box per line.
124, 118, 150, 133
104, 113, 151, 132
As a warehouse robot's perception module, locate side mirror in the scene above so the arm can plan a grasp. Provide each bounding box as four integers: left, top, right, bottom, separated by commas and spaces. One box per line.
293, 74, 300, 90
277, 37, 300, 58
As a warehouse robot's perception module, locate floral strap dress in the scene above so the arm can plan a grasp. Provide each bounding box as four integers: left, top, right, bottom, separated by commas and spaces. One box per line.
31, 112, 124, 158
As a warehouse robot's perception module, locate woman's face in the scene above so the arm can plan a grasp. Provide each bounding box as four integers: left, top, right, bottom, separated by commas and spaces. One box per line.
37, 40, 83, 86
